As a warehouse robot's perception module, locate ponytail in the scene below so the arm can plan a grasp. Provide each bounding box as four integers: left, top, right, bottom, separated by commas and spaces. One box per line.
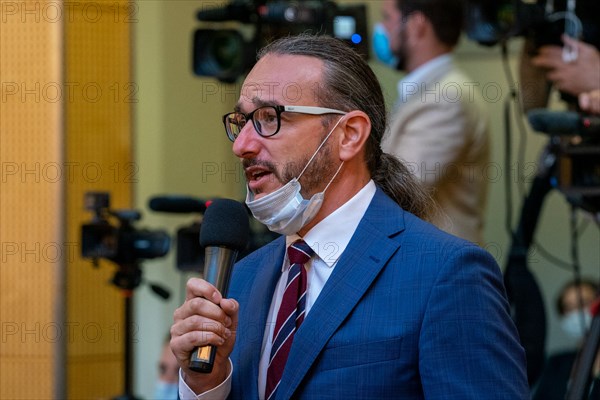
373, 153, 438, 221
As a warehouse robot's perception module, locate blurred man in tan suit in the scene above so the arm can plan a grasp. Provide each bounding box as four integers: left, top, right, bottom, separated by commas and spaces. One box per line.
380, 0, 490, 244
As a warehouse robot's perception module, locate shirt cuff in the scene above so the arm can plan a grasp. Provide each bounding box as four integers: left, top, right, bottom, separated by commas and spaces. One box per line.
178, 359, 233, 400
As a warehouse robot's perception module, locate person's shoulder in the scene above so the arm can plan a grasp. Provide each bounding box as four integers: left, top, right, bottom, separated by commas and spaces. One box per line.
373, 188, 476, 250
403, 209, 475, 248
440, 61, 472, 82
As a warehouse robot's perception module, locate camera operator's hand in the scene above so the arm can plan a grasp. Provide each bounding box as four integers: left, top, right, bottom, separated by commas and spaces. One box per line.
579, 89, 600, 115
171, 278, 238, 394
532, 35, 600, 96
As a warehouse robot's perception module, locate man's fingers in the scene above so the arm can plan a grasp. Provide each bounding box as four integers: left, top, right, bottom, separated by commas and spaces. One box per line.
171, 314, 232, 340
170, 330, 227, 360
184, 278, 223, 302
173, 296, 232, 326
531, 46, 562, 69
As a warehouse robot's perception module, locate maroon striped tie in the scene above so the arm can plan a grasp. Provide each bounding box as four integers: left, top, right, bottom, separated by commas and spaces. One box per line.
264, 240, 313, 400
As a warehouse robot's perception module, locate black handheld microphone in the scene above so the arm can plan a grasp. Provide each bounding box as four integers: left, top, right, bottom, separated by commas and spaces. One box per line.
527, 109, 600, 136
148, 195, 208, 214
189, 198, 249, 373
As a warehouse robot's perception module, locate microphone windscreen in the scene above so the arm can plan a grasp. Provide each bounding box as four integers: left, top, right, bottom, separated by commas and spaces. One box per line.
200, 199, 249, 251
527, 109, 580, 135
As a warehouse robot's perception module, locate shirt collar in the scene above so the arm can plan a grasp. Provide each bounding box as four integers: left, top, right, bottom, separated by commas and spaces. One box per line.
285, 180, 376, 269
397, 53, 453, 103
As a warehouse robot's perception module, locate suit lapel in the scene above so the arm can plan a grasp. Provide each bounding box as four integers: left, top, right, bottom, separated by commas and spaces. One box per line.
277, 189, 405, 399
236, 238, 286, 399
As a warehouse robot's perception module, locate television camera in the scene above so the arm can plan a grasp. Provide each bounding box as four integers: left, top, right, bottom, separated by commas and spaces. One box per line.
148, 195, 279, 272
192, 0, 369, 83
527, 109, 600, 215
465, 0, 584, 49
464, 0, 600, 213
465, 1, 600, 389
81, 191, 170, 291
80, 191, 172, 400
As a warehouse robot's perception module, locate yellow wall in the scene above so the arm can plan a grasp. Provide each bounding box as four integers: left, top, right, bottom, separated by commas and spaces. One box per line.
1, 0, 133, 397
64, 1, 134, 397
0, 1, 63, 396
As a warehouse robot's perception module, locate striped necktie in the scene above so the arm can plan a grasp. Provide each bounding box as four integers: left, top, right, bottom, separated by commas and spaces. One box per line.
265, 240, 314, 400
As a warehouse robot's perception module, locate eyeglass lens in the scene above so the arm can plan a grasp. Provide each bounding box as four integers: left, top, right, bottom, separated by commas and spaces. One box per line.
225, 106, 280, 139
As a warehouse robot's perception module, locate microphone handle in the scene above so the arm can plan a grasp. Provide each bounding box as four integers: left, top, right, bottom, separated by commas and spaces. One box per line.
189, 344, 217, 373
189, 247, 238, 373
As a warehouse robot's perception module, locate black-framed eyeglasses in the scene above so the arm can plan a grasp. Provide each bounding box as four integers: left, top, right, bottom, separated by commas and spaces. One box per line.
222, 105, 347, 142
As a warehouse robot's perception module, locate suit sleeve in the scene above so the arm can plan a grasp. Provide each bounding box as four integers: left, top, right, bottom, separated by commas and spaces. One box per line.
418, 245, 530, 399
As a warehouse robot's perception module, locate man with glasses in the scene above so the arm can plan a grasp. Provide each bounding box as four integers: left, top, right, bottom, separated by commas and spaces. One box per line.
170, 34, 529, 399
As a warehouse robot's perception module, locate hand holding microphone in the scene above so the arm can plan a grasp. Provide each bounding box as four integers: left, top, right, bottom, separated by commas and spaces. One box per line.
170, 199, 249, 391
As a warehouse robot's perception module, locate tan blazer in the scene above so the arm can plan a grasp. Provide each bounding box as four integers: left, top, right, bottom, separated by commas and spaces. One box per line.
383, 60, 490, 244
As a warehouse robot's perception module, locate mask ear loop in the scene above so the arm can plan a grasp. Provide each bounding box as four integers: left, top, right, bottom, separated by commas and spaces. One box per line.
321, 160, 345, 194
297, 115, 346, 180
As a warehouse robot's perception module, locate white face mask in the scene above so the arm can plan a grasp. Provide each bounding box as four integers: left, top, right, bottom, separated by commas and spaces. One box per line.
560, 309, 592, 340
245, 117, 344, 236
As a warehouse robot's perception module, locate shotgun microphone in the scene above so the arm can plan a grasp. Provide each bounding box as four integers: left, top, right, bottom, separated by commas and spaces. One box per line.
189, 198, 249, 373
527, 109, 600, 136
148, 195, 208, 214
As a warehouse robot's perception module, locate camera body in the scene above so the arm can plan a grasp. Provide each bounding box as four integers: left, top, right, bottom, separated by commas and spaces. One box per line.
174, 213, 278, 273
192, 0, 369, 83
81, 192, 170, 266
465, 0, 572, 47
466, 1, 600, 214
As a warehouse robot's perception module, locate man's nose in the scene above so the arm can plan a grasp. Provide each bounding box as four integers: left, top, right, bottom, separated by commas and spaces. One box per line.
232, 122, 261, 158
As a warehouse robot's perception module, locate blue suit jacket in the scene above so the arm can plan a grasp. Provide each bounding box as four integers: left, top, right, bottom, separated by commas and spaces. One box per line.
227, 187, 529, 399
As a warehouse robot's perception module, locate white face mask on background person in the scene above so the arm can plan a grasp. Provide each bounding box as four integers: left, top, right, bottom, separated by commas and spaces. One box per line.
153, 380, 178, 400
560, 309, 592, 340
245, 117, 345, 236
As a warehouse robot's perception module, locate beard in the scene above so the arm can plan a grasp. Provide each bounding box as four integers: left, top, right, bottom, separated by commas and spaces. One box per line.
393, 20, 409, 71
282, 135, 336, 198
242, 127, 338, 197
395, 45, 407, 71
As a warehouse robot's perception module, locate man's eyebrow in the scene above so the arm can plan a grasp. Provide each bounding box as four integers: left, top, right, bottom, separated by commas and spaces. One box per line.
235, 97, 282, 113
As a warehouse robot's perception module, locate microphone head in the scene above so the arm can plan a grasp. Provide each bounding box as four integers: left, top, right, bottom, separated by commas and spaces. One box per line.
200, 199, 249, 251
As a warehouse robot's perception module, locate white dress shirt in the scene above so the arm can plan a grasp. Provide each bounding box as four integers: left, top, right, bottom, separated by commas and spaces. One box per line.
179, 180, 376, 399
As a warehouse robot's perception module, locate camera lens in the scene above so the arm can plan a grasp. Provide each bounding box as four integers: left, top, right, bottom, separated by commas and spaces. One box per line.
193, 29, 245, 82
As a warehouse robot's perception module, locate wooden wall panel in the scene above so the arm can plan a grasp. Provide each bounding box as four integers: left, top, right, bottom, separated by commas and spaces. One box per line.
64, 0, 133, 397
0, 0, 63, 397
1, 0, 134, 397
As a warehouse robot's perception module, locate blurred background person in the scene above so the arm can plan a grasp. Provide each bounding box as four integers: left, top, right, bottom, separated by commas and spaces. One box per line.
378, 0, 490, 245
532, 278, 600, 400
153, 335, 179, 400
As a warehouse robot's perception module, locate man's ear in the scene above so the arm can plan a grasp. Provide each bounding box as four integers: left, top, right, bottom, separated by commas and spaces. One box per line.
408, 11, 429, 39
337, 110, 371, 162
